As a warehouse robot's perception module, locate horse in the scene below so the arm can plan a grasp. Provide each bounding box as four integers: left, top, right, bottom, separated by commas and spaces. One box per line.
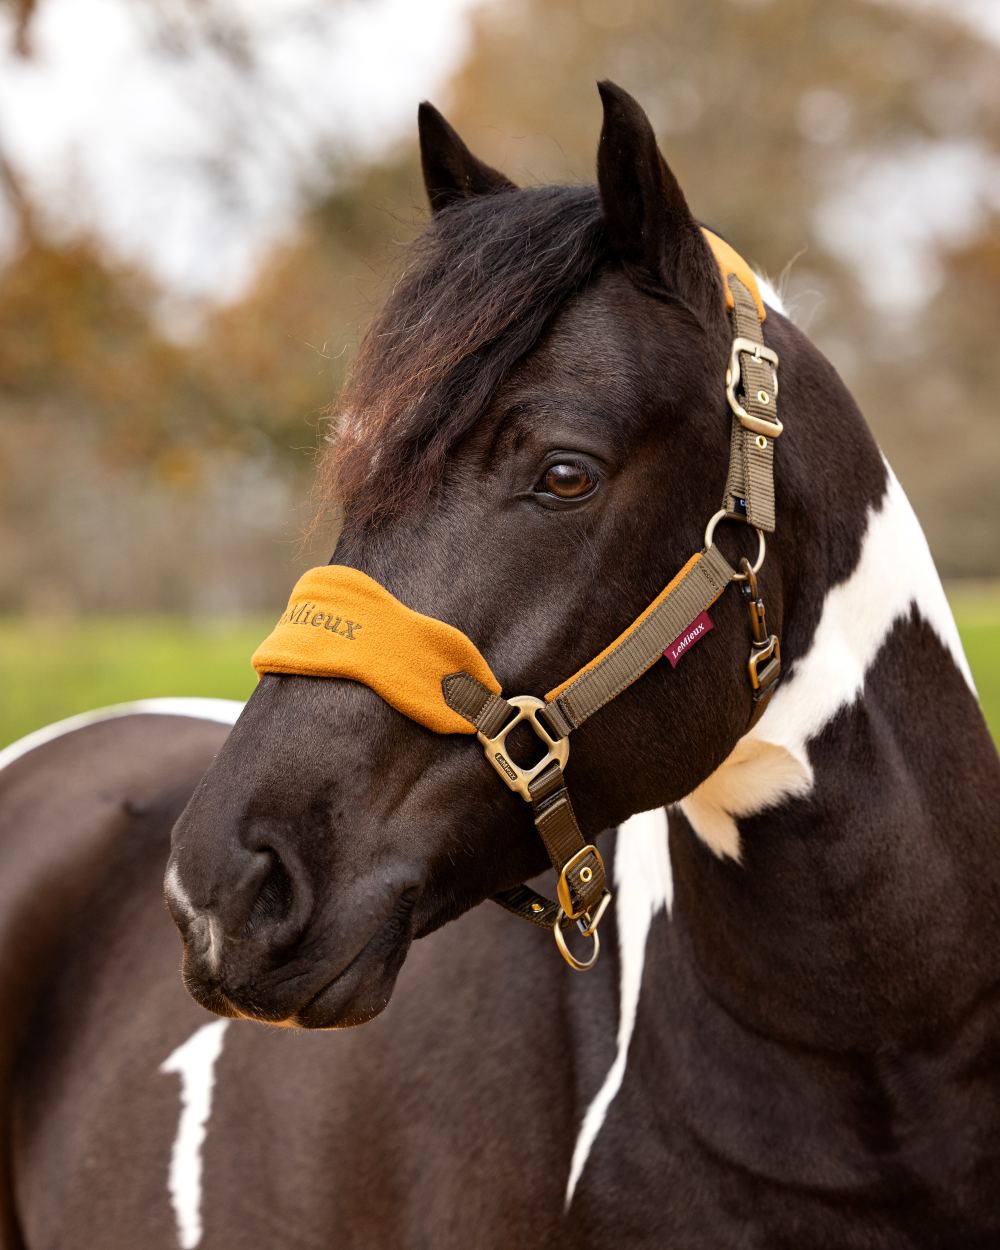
2, 81, 998, 1249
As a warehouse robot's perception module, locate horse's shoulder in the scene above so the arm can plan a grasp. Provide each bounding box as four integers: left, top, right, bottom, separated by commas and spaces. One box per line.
0, 706, 232, 820
0, 708, 231, 969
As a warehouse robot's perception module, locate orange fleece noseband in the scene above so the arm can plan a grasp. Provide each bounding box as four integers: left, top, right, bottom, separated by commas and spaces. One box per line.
252, 565, 501, 736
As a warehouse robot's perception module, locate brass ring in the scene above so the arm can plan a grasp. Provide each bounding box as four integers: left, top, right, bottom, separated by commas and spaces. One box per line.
553, 909, 601, 972
703, 508, 765, 578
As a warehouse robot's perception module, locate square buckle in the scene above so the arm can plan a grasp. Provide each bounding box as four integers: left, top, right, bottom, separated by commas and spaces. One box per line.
477, 695, 569, 802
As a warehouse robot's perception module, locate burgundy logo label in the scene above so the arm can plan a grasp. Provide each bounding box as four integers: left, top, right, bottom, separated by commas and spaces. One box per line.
664, 611, 713, 668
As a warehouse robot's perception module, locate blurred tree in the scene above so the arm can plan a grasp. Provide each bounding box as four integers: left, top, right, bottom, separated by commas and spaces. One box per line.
0, 0, 997, 616
1, 0, 35, 55
436, 0, 1000, 572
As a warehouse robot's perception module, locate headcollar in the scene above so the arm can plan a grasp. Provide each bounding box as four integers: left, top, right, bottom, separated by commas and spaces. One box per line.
252, 236, 783, 972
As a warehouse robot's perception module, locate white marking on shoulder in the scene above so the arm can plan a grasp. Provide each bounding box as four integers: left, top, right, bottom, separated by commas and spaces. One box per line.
161, 1020, 230, 1249
681, 463, 974, 859
565, 807, 672, 1209
0, 697, 243, 773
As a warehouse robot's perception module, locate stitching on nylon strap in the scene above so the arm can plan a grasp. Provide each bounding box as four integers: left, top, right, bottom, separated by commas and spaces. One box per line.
441, 672, 513, 736
439, 546, 735, 738
546, 544, 736, 732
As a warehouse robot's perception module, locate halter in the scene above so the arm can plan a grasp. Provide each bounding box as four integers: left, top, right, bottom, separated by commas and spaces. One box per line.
253, 232, 782, 972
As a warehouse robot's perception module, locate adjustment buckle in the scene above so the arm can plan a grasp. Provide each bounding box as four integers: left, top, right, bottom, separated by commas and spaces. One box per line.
556, 844, 606, 920
739, 556, 782, 698
726, 337, 782, 438
748, 635, 781, 692
477, 695, 569, 802
553, 890, 612, 973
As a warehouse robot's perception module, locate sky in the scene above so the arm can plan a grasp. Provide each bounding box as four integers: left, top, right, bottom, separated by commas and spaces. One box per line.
0, 0, 484, 303
0, 0, 996, 316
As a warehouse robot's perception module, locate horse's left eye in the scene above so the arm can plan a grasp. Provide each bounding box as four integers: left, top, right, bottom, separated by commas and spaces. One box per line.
538, 461, 599, 500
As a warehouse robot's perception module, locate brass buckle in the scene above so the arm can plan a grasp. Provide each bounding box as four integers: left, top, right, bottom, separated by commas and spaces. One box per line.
553, 891, 611, 973
748, 636, 781, 691
476, 695, 569, 802
740, 556, 781, 698
726, 336, 782, 438
556, 844, 606, 920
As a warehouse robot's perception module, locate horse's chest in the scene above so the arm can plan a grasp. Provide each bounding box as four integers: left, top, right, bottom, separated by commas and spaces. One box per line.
565, 1039, 1000, 1250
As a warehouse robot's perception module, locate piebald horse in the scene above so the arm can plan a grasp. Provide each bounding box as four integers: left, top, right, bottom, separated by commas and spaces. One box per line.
2, 84, 998, 1249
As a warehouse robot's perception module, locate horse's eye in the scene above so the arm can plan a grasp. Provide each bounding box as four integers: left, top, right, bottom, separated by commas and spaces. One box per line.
539, 461, 598, 500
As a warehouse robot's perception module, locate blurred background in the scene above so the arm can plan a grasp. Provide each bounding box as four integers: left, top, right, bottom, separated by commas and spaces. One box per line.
1, 0, 997, 745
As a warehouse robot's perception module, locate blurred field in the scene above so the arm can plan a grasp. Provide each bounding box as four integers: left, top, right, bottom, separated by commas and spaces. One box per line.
947, 585, 1000, 746
0, 616, 270, 748
2, 588, 998, 750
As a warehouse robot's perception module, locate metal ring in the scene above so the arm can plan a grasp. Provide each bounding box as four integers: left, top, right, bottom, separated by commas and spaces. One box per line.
553, 909, 601, 972
703, 508, 765, 578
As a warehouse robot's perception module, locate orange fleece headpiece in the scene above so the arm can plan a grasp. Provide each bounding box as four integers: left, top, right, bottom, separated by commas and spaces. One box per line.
701, 228, 767, 320
252, 565, 501, 735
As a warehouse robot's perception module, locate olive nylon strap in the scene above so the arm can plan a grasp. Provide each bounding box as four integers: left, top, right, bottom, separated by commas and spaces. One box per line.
440, 672, 514, 738
722, 276, 780, 532
545, 543, 736, 734
494, 760, 605, 929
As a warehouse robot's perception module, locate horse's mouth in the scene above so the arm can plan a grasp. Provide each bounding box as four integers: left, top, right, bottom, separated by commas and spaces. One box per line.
291, 886, 419, 1028
181, 886, 420, 1029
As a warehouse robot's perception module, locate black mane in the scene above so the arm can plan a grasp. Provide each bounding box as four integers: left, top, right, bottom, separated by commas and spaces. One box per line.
322, 184, 608, 529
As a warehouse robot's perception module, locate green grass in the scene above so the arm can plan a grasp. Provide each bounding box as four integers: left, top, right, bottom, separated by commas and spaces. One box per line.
1, 589, 998, 749
944, 585, 1000, 746
0, 616, 271, 748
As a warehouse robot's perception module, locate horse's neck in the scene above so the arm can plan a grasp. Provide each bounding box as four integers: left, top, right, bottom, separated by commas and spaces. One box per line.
666, 463, 1000, 1049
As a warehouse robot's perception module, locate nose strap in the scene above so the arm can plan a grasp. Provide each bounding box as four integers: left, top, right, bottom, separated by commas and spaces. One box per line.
440, 672, 516, 738
253, 565, 503, 736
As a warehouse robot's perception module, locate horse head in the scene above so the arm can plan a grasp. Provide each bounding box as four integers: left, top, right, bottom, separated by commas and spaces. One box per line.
165, 82, 849, 1027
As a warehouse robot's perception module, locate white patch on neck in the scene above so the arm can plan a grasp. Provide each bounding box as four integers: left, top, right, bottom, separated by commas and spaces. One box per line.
160, 1020, 230, 1249
565, 807, 672, 1209
0, 697, 243, 773
680, 464, 974, 860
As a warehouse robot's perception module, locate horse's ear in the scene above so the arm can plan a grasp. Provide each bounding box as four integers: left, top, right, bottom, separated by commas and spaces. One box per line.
596, 81, 720, 320
418, 102, 516, 214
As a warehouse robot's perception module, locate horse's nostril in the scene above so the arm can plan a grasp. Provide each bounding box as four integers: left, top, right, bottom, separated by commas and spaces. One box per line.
242, 848, 295, 940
